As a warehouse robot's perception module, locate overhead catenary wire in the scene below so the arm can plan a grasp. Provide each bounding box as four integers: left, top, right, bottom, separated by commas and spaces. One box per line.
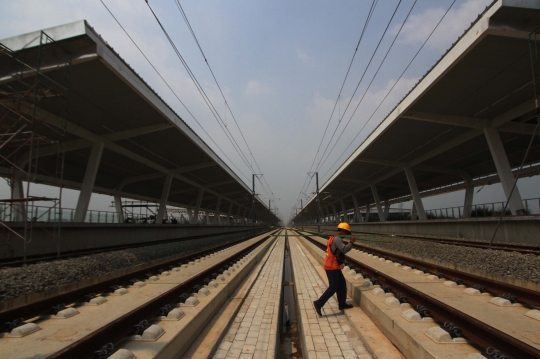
172, 0, 276, 199
99, 0, 251, 183
145, 3, 258, 177
316, 0, 416, 173
291, 0, 377, 216
320, 0, 459, 182
316, 0, 402, 171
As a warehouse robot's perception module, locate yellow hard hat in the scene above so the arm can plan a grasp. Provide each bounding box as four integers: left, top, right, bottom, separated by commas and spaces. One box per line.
337, 222, 350, 232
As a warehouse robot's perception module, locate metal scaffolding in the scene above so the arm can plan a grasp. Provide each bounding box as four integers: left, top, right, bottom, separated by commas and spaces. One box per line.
0, 31, 72, 261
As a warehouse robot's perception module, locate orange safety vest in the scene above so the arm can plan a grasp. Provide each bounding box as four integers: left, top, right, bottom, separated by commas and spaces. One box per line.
323, 236, 343, 270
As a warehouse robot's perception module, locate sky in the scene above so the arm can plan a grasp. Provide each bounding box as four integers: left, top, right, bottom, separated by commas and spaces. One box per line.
1, 0, 539, 223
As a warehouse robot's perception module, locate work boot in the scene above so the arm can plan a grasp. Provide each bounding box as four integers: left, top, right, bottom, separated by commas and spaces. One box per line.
313, 301, 323, 317
339, 303, 354, 310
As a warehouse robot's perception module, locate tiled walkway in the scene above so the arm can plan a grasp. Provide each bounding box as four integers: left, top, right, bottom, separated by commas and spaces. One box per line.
213, 238, 285, 359
289, 236, 372, 359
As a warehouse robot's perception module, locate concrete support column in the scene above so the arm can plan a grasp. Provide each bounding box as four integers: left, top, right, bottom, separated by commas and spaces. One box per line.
205, 210, 210, 224
365, 203, 371, 222
462, 182, 474, 218
371, 185, 386, 222
483, 128, 525, 215
384, 199, 390, 220
236, 206, 241, 225
156, 174, 173, 224
404, 167, 427, 220
186, 207, 193, 223
411, 202, 417, 221
192, 189, 204, 224
227, 202, 233, 225
351, 194, 361, 223
332, 204, 338, 223
11, 172, 25, 221
74, 142, 104, 222
114, 195, 124, 223
339, 200, 346, 223
214, 197, 222, 224
243, 208, 248, 224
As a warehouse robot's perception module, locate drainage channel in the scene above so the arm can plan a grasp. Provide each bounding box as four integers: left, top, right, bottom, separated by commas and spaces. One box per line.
280, 231, 304, 358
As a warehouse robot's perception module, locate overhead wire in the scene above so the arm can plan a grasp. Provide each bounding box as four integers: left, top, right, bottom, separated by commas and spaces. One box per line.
99, 0, 252, 183
291, 0, 377, 216
172, 0, 276, 199
320, 0, 459, 181
145, 2, 259, 183
316, 0, 402, 171
316, 0, 415, 173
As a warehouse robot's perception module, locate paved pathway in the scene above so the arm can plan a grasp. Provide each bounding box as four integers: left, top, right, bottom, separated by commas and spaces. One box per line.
289, 236, 372, 359
213, 238, 285, 359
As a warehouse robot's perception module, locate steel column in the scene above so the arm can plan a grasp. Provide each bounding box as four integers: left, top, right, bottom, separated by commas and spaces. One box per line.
114, 195, 124, 223
192, 189, 204, 224
351, 194, 362, 223
156, 174, 173, 224
74, 142, 104, 222
214, 197, 222, 224
483, 128, 525, 215
371, 185, 386, 222
404, 167, 427, 220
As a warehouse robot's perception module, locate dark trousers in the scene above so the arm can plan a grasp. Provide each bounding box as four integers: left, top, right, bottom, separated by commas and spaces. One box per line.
314, 269, 347, 307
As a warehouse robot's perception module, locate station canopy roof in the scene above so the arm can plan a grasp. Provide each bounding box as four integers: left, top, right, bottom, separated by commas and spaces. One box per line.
296, 0, 540, 220
0, 20, 278, 223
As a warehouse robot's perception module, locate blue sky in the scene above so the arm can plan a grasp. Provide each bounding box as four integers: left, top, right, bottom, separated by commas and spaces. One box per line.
1, 0, 538, 222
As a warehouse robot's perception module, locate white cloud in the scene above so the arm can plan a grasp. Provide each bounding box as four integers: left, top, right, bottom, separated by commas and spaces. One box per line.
392, 0, 492, 51
296, 48, 313, 65
245, 80, 271, 96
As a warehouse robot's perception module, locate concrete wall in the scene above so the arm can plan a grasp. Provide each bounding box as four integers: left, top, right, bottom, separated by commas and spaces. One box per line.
300, 216, 540, 244
0, 224, 264, 259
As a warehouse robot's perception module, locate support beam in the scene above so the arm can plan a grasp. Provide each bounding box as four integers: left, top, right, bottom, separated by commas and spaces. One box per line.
227, 202, 233, 225
411, 202, 417, 221
351, 194, 362, 223
404, 167, 427, 220
156, 174, 173, 224
383, 199, 390, 220
365, 203, 371, 222
74, 142, 104, 222
371, 185, 386, 222
10, 171, 25, 221
214, 197, 222, 224
114, 195, 124, 223
192, 189, 204, 224
340, 200, 346, 223
463, 182, 474, 218
332, 204, 337, 223
483, 128, 525, 215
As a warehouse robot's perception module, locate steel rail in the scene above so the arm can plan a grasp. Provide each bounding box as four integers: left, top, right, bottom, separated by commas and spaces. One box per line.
0, 229, 276, 325
299, 233, 540, 359
49, 230, 277, 359
302, 229, 540, 255
299, 230, 540, 307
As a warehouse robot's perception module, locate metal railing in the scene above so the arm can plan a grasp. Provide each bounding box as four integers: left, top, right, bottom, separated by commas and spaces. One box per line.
0, 203, 253, 225
424, 198, 540, 219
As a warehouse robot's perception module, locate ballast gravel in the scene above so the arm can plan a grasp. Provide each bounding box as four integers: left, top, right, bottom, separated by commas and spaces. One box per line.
0, 234, 246, 303
355, 235, 540, 283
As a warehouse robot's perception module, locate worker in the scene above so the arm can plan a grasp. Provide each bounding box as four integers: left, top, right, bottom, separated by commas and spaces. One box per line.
313, 222, 356, 316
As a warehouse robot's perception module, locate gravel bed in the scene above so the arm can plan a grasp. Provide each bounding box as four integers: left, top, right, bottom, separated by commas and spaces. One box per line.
0, 234, 248, 303
355, 235, 540, 283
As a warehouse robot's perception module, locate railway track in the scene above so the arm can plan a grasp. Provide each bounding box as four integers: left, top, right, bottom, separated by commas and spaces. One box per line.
294, 230, 540, 359
0, 229, 278, 359
302, 229, 540, 255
